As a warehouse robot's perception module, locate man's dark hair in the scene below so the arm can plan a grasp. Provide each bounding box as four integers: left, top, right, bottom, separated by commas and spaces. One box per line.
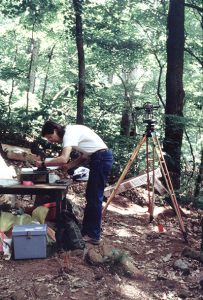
41, 120, 65, 139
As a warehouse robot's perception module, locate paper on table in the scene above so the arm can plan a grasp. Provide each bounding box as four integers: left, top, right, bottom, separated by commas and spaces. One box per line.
0, 179, 19, 186
21, 167, 37, 172
21, 160, 59, 172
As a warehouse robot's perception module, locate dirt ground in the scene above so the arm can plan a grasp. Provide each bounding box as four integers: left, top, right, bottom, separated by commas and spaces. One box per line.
0, 181, 203, 300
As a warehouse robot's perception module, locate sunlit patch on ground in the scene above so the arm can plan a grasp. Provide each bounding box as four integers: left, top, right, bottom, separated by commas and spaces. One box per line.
114, 227, 139, 238
118, 282, 150, 299
104, 202, 148, 215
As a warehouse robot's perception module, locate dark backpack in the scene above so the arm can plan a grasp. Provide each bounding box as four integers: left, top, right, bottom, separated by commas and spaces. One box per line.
55, 209, 85, 251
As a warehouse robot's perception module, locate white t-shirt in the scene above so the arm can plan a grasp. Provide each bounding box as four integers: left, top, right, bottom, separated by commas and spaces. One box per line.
63, 125, 107, 155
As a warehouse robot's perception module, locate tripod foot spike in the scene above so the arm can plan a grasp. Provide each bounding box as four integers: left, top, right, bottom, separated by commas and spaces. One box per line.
183, 232, 188, 243
149, 215, 154, 223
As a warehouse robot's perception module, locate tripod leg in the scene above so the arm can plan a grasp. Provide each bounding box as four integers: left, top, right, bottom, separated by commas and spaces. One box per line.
152, 133, 187, 241
147, 140, 156, 222
102, 135, 147, 217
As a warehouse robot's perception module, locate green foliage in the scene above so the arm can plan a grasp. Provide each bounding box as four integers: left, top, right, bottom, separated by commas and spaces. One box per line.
0, 0, 201, 199
0, 67, 23, 80
0, 0, 59, 24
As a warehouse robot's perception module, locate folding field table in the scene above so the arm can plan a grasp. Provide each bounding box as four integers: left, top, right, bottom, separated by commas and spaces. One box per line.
0, 181, 72, 218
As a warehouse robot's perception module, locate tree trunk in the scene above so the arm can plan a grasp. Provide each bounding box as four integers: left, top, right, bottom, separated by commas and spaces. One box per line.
73, 0, 85, 125
163, 0, 185, 189
8, 45, 18, 121
201, 217, 203, 252
42, 45, 56, 102
194, 148, 203, 198
26, 18, 38, 116
118, 75, 133, 136
29, 39, 39, 93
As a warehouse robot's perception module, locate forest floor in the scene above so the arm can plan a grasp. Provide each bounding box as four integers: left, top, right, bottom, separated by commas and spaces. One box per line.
0, 165, 203, 300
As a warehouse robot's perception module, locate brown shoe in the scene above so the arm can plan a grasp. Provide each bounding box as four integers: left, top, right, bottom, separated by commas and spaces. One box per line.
83, 235, 100, 245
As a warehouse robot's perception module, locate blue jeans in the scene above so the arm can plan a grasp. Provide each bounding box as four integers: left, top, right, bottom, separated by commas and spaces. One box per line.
82, 149, 113, 240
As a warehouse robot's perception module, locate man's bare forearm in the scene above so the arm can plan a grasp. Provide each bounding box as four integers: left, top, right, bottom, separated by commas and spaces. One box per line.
45, 156, 67, 166
66, 155, 88, 170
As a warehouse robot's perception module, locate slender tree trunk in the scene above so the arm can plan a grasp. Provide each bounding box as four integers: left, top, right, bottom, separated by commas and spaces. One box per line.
26, 18, 38, 116
201, 217, 203, 252
8, 45, 18, 120
163, 0, 185, 189
42, 45, 56, 102
153, 52, 165, 108
194, 148, 203, 198
8, 78, 15, 121
29, 39, 39, 93
118, 75, 131, 136
72, 0, 85, 125
120, 104, 132, 136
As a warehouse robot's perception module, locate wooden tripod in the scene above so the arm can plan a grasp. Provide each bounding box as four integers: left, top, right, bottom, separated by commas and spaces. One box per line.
102, 129, 187, 242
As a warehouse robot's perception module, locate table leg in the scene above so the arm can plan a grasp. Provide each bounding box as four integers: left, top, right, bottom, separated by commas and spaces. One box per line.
54, 191, 67, 219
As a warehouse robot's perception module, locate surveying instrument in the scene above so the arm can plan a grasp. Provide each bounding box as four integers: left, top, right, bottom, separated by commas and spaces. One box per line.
102, 102, 187, 242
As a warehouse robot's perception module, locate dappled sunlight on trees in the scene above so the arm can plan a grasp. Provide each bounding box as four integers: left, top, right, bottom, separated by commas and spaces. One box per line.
0, 0, 202, 202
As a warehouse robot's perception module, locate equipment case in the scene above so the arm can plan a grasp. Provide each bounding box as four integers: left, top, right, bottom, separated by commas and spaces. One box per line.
12, 224, 47, 259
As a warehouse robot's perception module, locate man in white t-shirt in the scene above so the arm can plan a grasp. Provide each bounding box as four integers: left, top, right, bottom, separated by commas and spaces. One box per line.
37, 120, 113, 244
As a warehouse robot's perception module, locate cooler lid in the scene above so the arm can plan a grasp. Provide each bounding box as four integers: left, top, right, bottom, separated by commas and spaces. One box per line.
12, 224, 47, 236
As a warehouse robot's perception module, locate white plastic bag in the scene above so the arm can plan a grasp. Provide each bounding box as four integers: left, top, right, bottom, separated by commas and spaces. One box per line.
73, 167, 89, 181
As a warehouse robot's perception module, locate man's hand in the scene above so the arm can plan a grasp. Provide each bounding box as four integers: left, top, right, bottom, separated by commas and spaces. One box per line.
62, 154, 88, 171
35, 160, 43, 168
61, 164, 70, 171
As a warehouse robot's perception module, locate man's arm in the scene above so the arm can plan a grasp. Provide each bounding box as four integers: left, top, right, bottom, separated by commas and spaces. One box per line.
62, 153, 88, 171
36, 146, 72, 167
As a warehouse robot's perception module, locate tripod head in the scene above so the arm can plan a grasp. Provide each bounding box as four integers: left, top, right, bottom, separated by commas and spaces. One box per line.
135, 102, 160, 137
